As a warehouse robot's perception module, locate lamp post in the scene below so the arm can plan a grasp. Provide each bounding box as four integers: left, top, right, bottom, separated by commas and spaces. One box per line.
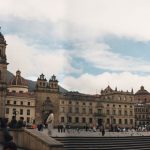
110, 115, 114, 131
13, 110, 19, 119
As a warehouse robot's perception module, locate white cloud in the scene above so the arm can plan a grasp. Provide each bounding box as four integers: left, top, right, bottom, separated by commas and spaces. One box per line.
1, 0, 150, 41
5, 34, 78, 79
72, 41, 150, 73
0, 0, 66, 22
62, 72, 150, 94
65, 0, 150, 41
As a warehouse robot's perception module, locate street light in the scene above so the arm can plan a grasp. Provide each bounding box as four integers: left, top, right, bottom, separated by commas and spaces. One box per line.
110, 115, 114, 131
13, 110, 19, 118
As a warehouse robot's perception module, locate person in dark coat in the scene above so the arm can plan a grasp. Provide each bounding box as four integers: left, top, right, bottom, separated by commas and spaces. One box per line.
9, 116, 17, 129
16, 117, 24, 128
3, 142, 17, 150
1, 118, 13, 144
102, 128, 105, 136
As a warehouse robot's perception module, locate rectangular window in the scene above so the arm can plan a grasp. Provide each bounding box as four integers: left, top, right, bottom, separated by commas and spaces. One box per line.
82, 108, 86, 114
107, 118, 110, 124
83, 102, 85, 105
89, 102, 92, 106
119, 110, 122, 115
98, 109, 102, 114
27, 109, 30, 115
119, 119, 122, 124
113, 110, 116, 115
20, 109, 23, 115
89, 118, 92, 123
130, 111, 133, 116
89, 108, 92, 114
75, 117, 79, 123
124, 110, 127, 116
6, 108, 9, 114
28, 102, 30, 106
130, 119, 133, 124
69, 107, 72, 113
82, 117, 86, 123
27, 117, 30, 123
7, 100, 10, 104
75, 107, 79, 113
125, 119, 128, 124
68, 117, 72, 123
14, 101, 16, 105
60, 107, 65, 113
113, 119, 116, 124
21, 101, 23, 105
61, 117, 64, 122
107, 110, 110, 115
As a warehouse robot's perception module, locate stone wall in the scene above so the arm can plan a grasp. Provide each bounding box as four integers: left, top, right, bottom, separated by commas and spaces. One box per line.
0, 129, 64, 150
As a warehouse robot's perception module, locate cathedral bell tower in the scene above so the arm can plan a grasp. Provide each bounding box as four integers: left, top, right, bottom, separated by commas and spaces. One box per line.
0, 29, 9, 117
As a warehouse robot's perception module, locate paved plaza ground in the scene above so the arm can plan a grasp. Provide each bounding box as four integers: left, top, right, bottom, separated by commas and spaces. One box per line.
41, 128, 150, 137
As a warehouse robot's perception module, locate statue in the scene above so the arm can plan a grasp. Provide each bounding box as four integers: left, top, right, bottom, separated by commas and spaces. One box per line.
46, 110, 54, 136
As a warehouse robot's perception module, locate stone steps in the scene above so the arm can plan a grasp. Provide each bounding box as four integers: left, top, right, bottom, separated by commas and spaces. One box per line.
55, 136, 150, 150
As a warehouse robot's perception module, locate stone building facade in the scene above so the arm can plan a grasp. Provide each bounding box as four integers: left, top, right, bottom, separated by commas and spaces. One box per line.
135, 103, 150, 127
96, 86, 135, 129
134, 86, 150, 127
35, 82, 135, 129
0, 31, 8, 118
5, 70, 36, 123
35, 73, 60, 125
58, 92, 97, 127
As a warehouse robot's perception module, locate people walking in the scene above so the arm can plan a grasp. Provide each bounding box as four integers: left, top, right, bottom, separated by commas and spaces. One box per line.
102, 128, 105, 136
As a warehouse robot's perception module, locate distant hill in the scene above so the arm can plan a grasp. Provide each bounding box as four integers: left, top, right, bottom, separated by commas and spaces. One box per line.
7, 70, 14, 83
6, 71, 68, 93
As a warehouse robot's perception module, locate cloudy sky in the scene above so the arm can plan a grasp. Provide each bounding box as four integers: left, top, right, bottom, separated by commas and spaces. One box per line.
1, 0, 150, 94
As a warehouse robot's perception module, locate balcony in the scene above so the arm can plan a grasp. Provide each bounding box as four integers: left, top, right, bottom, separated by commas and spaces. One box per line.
94, 113, 106, 117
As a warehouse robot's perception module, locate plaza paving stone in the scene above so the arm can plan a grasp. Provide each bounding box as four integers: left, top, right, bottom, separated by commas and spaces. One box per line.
40, 128, 150, 137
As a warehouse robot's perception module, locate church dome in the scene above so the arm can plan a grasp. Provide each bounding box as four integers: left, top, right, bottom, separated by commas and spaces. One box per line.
10, 70, 28, 86
135, 86, 149, 95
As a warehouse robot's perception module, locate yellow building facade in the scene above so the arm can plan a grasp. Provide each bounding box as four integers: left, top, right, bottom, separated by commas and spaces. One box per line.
5, 70, 36, 123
